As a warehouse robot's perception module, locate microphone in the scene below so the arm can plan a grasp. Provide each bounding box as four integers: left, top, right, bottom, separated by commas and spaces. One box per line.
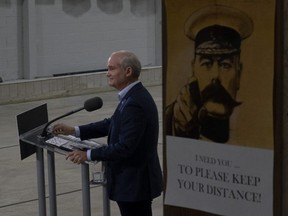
41, 96, 103, 137
84, 96, 103, 111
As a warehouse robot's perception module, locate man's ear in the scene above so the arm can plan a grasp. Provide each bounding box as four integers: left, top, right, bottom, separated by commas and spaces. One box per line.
125, 66, 133, 77
191, 60, 195, 77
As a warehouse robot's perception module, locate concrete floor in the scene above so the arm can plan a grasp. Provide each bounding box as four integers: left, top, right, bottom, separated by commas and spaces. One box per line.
0, 85, 163, 216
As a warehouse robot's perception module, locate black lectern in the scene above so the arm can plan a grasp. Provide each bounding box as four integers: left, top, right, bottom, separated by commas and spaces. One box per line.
16, 104, 110, 216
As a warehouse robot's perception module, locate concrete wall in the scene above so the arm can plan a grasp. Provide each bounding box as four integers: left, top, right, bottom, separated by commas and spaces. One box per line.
0, 66, 162, 105
0, 0, 162, 81
0, 0, 21, 81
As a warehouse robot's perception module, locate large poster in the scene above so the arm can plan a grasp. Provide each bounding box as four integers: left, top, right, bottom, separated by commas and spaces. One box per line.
163, 0, 275, 215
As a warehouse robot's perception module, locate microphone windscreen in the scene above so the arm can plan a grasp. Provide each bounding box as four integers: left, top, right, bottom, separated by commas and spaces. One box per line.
84, 97, 103, 112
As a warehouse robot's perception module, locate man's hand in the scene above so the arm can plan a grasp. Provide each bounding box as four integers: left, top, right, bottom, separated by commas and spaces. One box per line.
52, 123, 75, 135
66, 150, 87, 164
173, 83, 198, 131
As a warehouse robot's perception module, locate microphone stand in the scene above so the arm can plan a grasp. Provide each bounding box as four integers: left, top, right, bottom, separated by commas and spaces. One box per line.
41, 107, 84, 137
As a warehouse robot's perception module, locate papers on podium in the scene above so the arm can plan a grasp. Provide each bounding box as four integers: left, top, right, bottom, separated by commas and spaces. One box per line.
45, 135, 103, 151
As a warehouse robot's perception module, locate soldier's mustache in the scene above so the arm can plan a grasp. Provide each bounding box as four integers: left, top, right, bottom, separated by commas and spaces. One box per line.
201, 79, 241, 109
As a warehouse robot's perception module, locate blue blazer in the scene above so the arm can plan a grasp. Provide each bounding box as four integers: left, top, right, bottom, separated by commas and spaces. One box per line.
79, 82, 163, 202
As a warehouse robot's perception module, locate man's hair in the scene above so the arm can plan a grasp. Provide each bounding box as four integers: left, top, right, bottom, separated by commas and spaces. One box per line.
118, 51, 142, 78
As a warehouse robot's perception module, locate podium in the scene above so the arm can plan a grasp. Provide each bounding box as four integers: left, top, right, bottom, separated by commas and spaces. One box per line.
16, 104, 110, 216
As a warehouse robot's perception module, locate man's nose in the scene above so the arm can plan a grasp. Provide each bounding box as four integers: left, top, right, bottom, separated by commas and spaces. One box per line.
211, 78, 221, 86
210, 62, 220, 80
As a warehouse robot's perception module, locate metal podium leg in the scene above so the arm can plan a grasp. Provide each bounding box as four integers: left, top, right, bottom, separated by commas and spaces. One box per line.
81, 163, 91, 216
47, 150, 57, 216
36, 147, 46, 216
102, 184, 110, 216
102, 162, 110, 216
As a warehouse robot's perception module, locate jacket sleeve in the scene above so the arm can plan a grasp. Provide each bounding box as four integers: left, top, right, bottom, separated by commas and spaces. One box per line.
79, 118, 110, 140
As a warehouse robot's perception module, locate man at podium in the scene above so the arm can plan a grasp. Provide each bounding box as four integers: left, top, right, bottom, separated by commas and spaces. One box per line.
52, 50, 163, 216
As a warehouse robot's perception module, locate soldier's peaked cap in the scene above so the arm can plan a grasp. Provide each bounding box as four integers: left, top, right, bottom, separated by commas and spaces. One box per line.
184, 5, 253, 55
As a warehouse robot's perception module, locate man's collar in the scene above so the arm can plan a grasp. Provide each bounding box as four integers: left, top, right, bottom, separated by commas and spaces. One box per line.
118, 80, 141, 101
